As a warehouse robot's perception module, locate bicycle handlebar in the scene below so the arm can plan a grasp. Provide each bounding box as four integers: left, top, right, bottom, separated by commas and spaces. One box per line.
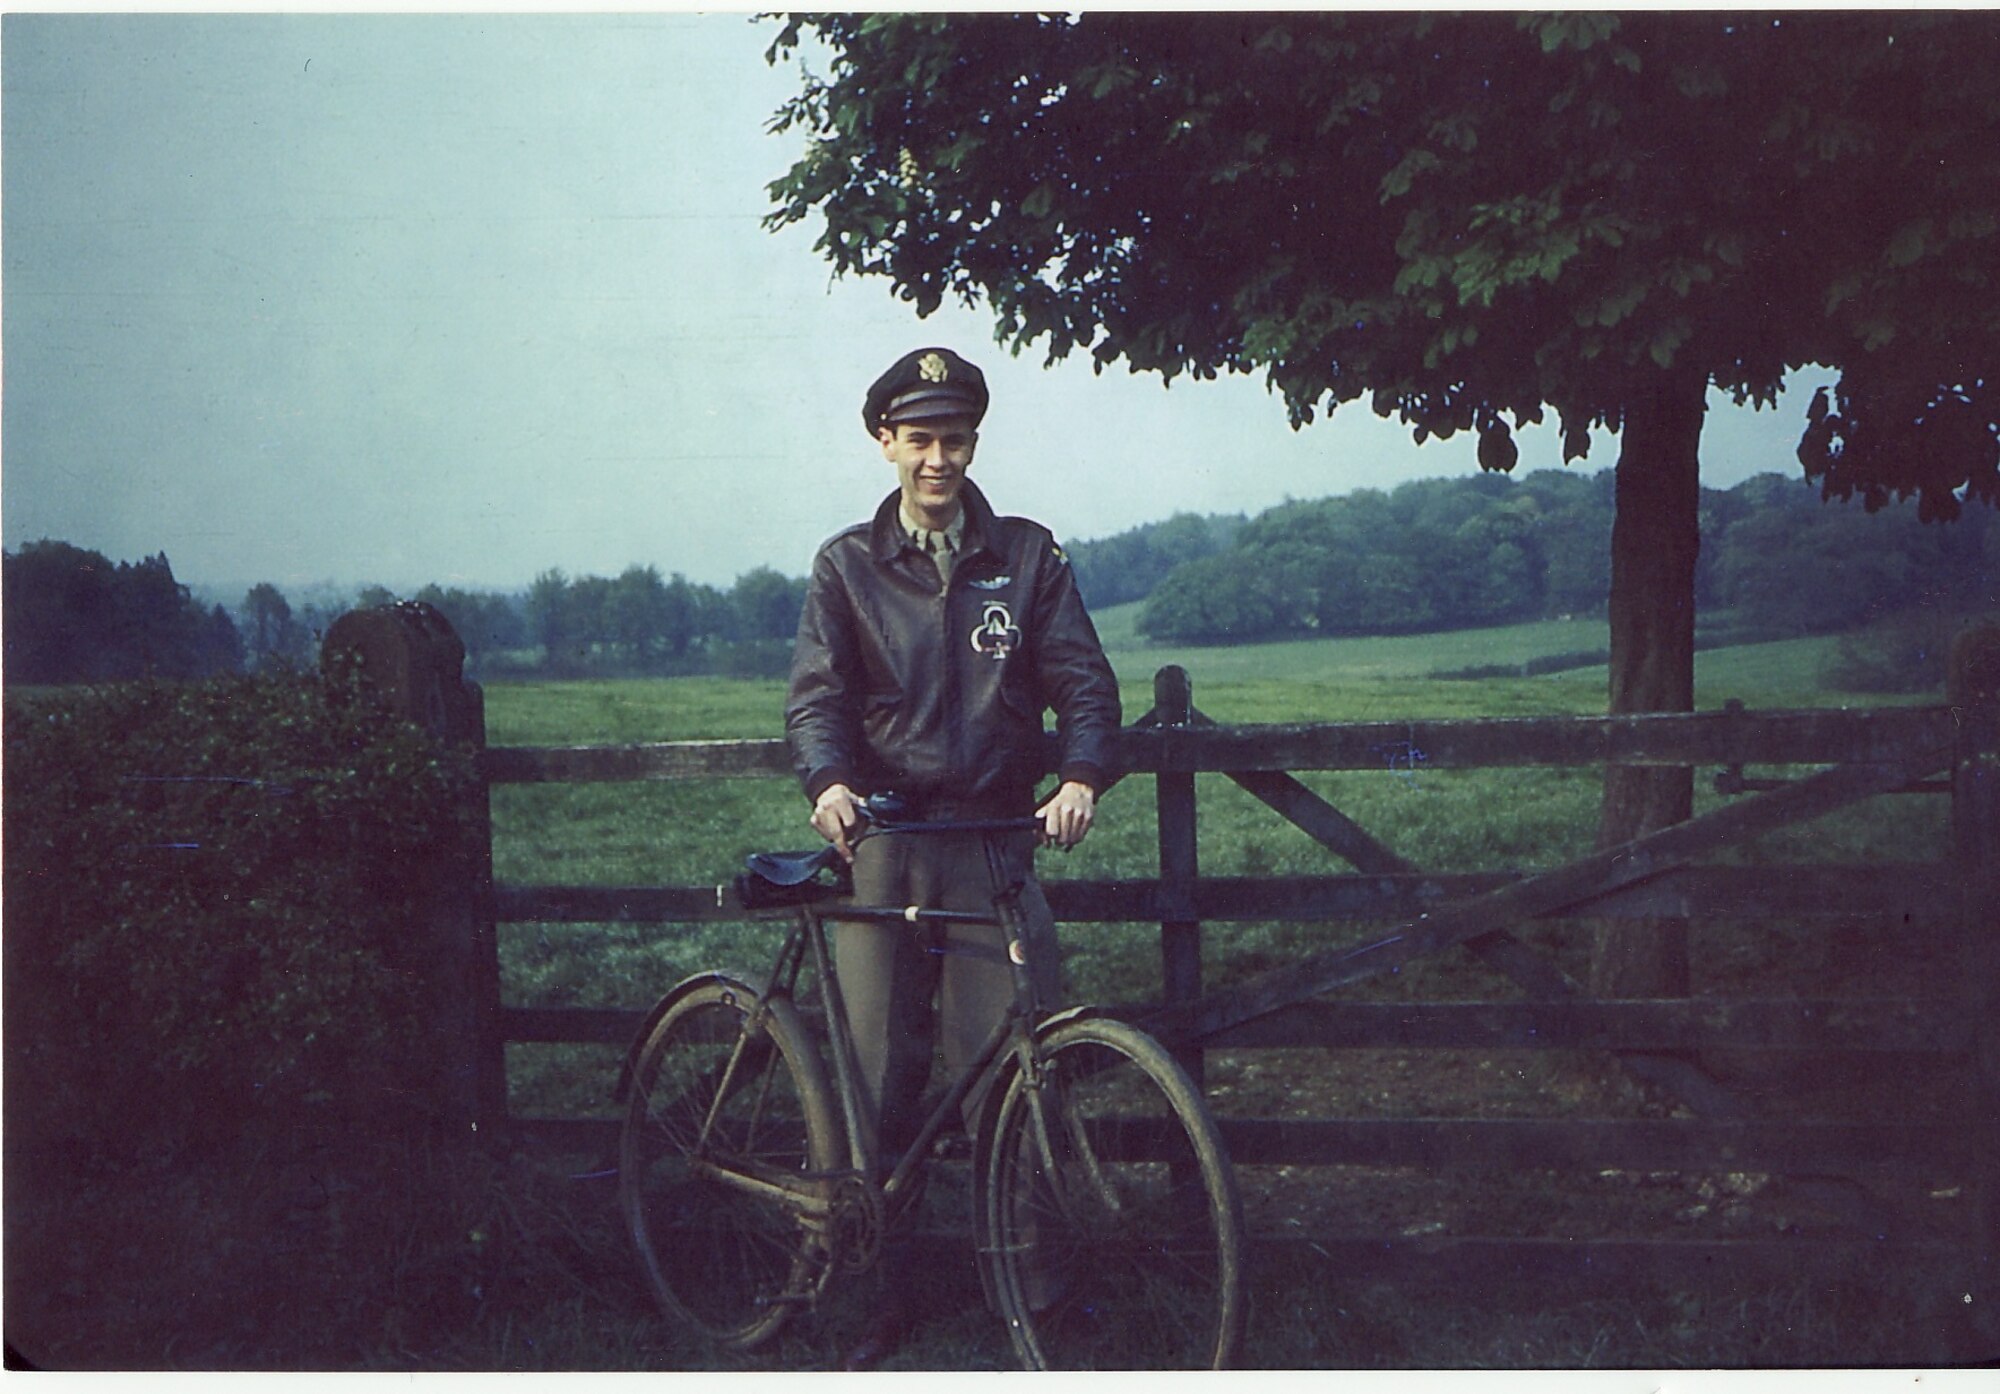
849, 791, 1043, 840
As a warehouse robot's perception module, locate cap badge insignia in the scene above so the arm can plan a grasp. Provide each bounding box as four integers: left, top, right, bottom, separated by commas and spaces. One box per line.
919, 352, 950, 383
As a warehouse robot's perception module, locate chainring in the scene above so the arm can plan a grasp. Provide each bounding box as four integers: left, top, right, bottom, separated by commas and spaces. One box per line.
829, 1174, 885, 1273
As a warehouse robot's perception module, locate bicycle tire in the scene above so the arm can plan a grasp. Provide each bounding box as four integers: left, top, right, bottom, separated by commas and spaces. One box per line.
619, 975, 842, 1350
977, 1016, 1246, 1369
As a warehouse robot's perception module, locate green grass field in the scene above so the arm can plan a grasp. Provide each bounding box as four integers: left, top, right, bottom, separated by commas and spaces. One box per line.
483, 615, 1918, 746
478, 615, 1916, 749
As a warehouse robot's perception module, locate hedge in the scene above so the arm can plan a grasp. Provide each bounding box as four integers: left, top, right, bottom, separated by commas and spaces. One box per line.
4, 670, 479, 1158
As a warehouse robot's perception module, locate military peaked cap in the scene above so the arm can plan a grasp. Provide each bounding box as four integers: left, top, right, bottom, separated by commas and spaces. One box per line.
863, 347, 989, 435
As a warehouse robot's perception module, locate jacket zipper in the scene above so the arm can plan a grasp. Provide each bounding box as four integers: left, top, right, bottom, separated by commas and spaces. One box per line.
938, 547, 962, 784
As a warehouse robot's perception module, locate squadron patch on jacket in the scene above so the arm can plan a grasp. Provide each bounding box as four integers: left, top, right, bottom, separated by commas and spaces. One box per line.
970, 601, 1022, 660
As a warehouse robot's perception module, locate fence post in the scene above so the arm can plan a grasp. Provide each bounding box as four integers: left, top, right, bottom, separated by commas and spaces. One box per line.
321, 602, 506, 1142
1948, 622, 2000, 1340
1154, 665, 1204, 1084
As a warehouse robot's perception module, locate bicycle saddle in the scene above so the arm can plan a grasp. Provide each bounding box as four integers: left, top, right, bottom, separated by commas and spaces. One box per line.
735, 845, 852, 908
745, 845, 842, 886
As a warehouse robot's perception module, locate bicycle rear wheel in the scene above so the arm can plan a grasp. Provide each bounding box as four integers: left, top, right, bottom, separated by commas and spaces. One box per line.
620, 976, 841, 1350
978, 1016, 1245, 1369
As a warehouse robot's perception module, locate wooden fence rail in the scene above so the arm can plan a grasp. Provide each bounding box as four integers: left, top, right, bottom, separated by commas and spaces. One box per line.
325, 606, 1998, 1319
477, 702, 1956, 784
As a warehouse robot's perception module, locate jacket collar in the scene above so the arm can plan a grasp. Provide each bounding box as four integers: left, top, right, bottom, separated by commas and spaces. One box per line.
870, 479, 999, 564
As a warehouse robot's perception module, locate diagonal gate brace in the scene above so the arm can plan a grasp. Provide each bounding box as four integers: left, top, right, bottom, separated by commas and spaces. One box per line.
1152, 749, 1952, 1047
1228, 766, 1414, 877
1222, 744, 1741, 1114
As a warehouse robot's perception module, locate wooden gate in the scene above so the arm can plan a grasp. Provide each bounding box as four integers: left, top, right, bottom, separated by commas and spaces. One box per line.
1117, 658, 1992, 1293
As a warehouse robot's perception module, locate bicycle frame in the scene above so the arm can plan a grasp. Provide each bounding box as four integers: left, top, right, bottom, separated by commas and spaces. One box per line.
686, 823, 1075, 1266
622, 809, 1249, 1367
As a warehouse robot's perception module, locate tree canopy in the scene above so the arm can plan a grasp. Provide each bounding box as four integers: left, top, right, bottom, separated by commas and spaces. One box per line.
768, 11, 1998, 517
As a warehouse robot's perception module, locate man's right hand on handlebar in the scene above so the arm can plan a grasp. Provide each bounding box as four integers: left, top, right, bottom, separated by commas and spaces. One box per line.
811, 782, 865, 863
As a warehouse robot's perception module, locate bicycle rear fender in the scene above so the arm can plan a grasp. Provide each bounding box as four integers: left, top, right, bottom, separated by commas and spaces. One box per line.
610, 969, 769, 1105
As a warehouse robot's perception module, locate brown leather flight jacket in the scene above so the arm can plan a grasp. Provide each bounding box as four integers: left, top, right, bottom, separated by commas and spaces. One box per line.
785, 482, 1121, 815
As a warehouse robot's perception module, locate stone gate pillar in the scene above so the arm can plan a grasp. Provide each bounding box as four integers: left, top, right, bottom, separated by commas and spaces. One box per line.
321, 601, 505, 1141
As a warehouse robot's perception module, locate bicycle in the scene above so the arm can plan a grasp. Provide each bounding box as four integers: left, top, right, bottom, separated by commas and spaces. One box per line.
615, 794, 1246, 1369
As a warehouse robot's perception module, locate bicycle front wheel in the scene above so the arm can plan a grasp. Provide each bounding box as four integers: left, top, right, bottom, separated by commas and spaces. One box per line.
619, 976, 841, 1350
979, 1016, 1245, 1369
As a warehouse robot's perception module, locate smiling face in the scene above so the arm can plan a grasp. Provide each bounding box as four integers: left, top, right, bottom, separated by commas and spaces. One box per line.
879, 415, 978, 528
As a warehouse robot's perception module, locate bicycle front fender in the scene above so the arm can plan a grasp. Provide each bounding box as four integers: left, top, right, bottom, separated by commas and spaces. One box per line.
965, 1001, 1114, 1157
965, 1001, 1121, 1311
1031, 1002, 1112, 1037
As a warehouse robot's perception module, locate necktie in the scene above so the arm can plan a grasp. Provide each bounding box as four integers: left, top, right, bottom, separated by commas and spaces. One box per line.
916, 528, 954, 585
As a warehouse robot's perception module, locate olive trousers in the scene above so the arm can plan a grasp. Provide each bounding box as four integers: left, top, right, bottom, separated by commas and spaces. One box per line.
835, 829, 1061, 1167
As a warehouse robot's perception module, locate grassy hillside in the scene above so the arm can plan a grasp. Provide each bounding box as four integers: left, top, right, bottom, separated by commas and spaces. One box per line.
1544, 633, 1941, 707
1080, 608, 1937, 723
1090, 602, 1611, 679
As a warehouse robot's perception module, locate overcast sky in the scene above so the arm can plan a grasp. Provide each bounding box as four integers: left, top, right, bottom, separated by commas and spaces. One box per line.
3, 12, 1838, 599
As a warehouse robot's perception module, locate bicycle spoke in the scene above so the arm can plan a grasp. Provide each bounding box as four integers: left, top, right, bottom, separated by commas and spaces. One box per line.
620, 983, 840, 1350
982, 1019, 1244, 1370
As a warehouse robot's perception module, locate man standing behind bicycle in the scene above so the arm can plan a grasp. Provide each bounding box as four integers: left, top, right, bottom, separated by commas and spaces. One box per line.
784, 345, 1121, 1368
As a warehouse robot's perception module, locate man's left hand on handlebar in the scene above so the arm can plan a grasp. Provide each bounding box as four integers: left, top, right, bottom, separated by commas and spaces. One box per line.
1035, 780, 1096, 850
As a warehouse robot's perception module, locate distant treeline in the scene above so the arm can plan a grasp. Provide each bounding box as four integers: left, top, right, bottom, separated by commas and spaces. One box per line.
1063, 470, 1997, 647
339, 565, 812, 679
3, 542, 245, 685
9, 468, 1993, 688
1064, 512, 1246, 610
0, 546, 812, 685
514, 565, 808, 678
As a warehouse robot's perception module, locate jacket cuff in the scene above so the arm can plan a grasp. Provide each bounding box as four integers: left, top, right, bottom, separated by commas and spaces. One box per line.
1057, 761, 1107, 794
803, 766, 853, 803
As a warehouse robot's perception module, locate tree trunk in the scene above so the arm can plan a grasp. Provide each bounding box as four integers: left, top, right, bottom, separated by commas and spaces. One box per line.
1591, 367, 1708, 997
